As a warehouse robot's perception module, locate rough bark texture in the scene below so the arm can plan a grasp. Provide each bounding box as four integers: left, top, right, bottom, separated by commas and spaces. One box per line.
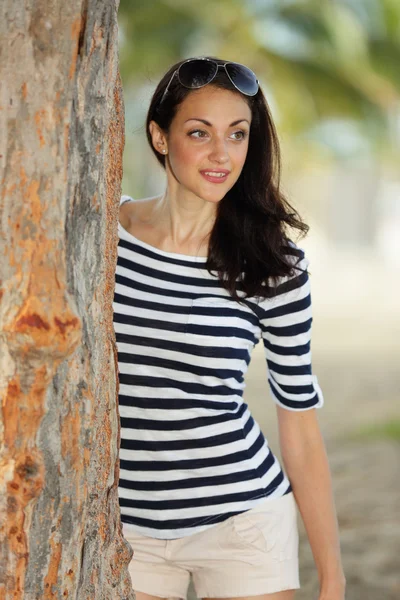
0, 1, 133, 598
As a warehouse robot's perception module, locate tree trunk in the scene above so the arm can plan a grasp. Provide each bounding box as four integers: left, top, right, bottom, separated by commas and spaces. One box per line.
0, 1, 133, 598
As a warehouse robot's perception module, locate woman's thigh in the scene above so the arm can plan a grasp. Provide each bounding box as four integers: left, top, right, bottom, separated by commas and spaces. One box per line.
134, 592, 182, 600
205, 591, 296, 600
133, 591, 296, 600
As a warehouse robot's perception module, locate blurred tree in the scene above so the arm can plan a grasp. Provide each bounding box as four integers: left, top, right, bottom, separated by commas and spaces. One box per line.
118, 0, 400, 163
118, 0, 400, 252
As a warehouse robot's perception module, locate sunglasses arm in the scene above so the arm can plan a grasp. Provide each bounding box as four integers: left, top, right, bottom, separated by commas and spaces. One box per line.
159, 69, 177, 107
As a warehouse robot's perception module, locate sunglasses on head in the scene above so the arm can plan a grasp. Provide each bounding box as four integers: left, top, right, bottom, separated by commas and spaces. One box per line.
158, 58, 259, 108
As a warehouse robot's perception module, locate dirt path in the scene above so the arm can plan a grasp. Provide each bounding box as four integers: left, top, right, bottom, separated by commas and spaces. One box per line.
298, 438, 400, 599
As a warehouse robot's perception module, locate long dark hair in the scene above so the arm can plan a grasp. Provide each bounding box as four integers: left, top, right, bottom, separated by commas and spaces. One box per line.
146, 56, 309, 302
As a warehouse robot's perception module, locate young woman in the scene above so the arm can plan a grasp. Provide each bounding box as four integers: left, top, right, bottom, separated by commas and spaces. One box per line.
113, 57, 346, 600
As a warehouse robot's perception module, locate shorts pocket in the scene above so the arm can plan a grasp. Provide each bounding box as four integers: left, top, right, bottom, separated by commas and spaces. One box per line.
230, 508, 282, 558
277, 493, 299, 561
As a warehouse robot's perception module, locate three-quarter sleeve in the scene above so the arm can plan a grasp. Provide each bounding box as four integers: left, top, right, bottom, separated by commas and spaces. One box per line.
258, 246, 324, 411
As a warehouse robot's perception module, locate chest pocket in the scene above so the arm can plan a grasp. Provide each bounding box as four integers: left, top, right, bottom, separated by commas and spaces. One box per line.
186, 296, 245, 335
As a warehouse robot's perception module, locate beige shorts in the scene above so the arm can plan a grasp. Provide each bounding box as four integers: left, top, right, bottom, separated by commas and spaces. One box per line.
122, 491, 300, 599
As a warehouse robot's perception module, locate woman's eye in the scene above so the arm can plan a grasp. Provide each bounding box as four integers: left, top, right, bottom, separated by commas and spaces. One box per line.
188, 129, 248, 140
188, 129, 207, 138
231, 130, 247, 140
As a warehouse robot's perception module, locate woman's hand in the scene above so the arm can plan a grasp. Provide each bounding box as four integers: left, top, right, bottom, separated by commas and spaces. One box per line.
318, 575, 346, 600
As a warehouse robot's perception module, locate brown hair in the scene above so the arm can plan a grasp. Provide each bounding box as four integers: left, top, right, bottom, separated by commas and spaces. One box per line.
146, 56, 309, 301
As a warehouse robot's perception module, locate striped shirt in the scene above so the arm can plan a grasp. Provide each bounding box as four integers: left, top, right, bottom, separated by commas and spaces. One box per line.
113, 195, 324, 540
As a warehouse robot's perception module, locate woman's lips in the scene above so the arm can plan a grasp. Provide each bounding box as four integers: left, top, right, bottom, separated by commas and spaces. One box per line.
200, 170, 230, 184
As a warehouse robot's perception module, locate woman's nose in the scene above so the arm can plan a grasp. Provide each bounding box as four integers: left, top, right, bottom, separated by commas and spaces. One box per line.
208, 138, 229, 163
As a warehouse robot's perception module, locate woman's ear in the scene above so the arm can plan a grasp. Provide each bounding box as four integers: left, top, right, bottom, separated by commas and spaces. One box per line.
149, 120, 168, 155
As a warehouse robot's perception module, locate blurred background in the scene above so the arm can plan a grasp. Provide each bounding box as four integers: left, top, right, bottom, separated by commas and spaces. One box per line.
117, 1, 400, 598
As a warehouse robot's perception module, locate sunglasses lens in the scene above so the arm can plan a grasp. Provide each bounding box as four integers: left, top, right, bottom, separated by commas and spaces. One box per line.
179, 59, 218, 88
226, 63, 259, 96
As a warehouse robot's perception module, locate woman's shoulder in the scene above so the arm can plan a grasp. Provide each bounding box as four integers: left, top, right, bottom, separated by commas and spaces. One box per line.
119, 195, 135, 229
119, 194, 161, 229
282, 238, 309, 270
269, 238, 310, 295
120, 194, 134, 206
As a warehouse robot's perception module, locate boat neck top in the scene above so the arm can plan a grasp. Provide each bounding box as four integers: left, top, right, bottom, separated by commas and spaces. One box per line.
113, 194, 324, 539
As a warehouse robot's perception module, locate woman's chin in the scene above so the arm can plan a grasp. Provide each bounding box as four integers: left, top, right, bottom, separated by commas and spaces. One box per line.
197, 185, 229, 203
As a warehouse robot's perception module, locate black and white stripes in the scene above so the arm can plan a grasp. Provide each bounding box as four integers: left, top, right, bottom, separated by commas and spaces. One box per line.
113, 195, 324, 539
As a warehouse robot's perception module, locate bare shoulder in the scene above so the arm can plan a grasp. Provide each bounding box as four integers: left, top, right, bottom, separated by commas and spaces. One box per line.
119, 194, 161, 229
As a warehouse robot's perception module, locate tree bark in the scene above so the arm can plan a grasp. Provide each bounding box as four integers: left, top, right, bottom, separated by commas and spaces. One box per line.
0, 1, 133, 598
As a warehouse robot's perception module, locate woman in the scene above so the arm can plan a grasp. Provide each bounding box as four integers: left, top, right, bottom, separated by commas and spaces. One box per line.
113, 56, 346, 600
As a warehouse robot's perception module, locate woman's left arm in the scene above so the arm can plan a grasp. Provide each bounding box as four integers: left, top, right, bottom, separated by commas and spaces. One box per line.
277, 405, 346, 599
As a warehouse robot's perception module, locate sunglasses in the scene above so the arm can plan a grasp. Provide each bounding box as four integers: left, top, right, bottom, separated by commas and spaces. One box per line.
158, 58, 259, 107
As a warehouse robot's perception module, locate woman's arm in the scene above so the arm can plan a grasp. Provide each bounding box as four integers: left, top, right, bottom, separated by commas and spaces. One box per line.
258, 244, 345, 596
277, 405, 346, 598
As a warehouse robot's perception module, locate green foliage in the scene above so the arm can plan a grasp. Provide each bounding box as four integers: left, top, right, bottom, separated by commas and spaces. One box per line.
117, 0, 400, 168
350, 418, 400, 442
118, 1, 201, 82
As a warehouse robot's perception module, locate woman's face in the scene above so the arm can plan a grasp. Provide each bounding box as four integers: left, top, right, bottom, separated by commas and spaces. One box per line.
153, 86, 252, 204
